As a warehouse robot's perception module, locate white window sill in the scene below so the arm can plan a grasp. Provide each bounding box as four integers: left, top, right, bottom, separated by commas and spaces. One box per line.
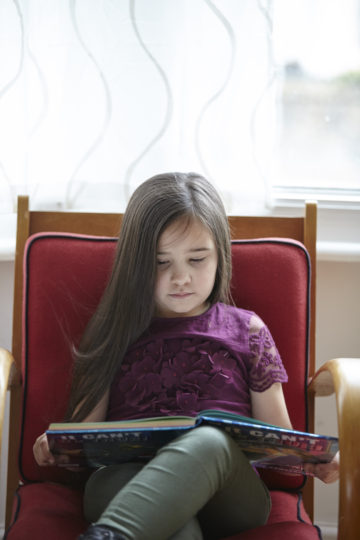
0, 240, 16, 262
317, 242, 360, 262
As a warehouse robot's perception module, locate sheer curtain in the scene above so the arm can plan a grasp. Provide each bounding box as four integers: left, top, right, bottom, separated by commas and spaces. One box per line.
0, 0, 276, 215
1, 0, 360, 216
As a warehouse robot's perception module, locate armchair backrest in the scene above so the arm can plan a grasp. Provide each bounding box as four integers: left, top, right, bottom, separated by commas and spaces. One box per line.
19, 233, 310, 492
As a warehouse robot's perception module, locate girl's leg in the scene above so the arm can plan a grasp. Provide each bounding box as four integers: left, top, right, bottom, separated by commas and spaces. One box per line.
168, 518, 203, 540
84, 463, 202, 539
89, 426, 270, 540
84, 463, 144, 523
197, 461, 269, 540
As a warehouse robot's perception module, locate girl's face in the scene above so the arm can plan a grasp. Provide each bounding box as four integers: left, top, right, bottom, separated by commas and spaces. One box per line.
154, 218, 218, 318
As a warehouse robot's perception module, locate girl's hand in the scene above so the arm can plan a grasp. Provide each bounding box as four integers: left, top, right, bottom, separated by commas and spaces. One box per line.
33, 432, 56, 466
33, 391, 109, 469
303, 451, 340, 483
33, 432, 85, 471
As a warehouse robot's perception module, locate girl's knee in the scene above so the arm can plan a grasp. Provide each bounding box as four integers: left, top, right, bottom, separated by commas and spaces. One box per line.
189, 426, 233, 452
183, 426, 240, 457
162, 426, 243, 472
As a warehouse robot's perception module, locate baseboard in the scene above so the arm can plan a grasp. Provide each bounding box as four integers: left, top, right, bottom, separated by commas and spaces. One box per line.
317, 524, 337, 540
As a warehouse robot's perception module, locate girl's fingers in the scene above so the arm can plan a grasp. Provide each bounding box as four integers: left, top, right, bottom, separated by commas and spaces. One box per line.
33, 432, 56, 466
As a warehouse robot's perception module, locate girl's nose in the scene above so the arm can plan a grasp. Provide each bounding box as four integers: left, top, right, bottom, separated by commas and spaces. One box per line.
171, 266, 190, 285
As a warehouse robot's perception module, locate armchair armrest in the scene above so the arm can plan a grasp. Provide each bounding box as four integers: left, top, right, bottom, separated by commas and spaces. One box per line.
0, 347, 15, 451
309, 358, 360, 540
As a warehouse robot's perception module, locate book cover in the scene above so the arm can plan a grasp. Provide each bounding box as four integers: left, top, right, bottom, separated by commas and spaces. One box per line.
46, 409, 339, 474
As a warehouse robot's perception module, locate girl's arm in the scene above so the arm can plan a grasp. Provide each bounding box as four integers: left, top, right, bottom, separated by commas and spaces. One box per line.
79, 389, 110, 423
250, 383, 339, 483
33, 389, 110, 466
250, 382, 293, 430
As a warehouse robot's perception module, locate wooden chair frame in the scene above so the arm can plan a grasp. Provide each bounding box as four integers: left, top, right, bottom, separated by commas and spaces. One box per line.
1, 195, 359, 539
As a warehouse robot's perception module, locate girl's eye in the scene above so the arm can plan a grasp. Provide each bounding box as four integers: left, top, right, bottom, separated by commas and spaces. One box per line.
190, 257, 206, 264
157, 260, 169, 266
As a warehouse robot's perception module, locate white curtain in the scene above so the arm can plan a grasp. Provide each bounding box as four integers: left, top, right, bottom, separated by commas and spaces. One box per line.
1, 0, 359, 215
0, 0, 277, 214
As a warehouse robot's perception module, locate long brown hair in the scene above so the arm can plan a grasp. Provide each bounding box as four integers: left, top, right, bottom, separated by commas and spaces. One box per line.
66, 172, 232, 421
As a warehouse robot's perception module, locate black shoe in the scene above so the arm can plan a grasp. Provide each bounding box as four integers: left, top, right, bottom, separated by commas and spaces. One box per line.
78, 524, 127, 539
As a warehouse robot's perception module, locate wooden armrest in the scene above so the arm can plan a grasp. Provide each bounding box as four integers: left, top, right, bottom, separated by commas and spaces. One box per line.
309, 358, 360, 540
0, 348, 15, 450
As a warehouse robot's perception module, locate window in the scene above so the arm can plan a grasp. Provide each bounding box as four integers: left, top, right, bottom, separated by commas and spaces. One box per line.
271, 0, 360, 208
0, 1, 359, 220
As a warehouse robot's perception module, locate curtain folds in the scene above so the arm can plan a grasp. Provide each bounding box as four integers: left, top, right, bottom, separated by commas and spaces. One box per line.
0, 0, 359, 214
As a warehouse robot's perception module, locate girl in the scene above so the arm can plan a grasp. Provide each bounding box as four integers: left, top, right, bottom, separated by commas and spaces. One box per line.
34, 172, 339, 540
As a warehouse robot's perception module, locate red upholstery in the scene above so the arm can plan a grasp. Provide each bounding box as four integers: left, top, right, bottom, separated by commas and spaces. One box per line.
7, 487, 320, 540
6, 484, 87, 539
230, 240, 310, 491
224, 491, 320, 539
6, 233, 320, 539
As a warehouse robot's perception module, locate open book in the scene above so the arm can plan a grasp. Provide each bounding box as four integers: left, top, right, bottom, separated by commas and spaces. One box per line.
46, 409, 338, 475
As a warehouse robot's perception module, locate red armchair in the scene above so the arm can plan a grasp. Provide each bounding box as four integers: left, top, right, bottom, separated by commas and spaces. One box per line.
1, 196, 359, 539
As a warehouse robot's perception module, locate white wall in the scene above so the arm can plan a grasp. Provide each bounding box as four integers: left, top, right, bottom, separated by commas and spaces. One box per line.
1, 257, 359, 536
314, 260, 360, 538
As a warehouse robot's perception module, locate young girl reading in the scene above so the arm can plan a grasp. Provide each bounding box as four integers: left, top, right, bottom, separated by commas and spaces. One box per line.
33, 172, 339, 540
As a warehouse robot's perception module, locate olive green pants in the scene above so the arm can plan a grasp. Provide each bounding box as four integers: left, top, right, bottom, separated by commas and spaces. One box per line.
84, 426, 271, 540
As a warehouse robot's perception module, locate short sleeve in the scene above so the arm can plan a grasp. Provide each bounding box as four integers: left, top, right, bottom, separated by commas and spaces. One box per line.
247, 314, 288, 392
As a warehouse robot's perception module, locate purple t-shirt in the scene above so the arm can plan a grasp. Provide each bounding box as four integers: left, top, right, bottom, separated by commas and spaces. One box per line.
107, 303, 288, 421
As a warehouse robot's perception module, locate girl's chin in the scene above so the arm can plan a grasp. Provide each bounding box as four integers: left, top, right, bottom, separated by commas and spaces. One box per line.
156, 301, 209, 318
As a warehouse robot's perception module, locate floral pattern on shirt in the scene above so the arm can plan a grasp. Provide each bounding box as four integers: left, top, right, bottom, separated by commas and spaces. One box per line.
248, 319, 286, 391
111, 338, 241, 418
107, 303, 288, 421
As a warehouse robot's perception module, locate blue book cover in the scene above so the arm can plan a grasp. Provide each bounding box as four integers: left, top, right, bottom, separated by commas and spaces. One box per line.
46, 410, 338, 474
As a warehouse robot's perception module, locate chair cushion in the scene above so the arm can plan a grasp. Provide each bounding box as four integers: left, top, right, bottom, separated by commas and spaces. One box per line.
230, 239, 311, 491
20, 234, 310, 493
224, 521, 321, 540
6, 485, 320, 540
224, 491, 321, 539
6, 483, 87, 539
